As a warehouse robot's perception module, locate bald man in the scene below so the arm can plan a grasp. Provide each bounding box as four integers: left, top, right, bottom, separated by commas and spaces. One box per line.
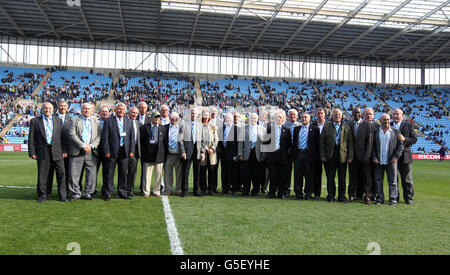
392, 108, 417, 204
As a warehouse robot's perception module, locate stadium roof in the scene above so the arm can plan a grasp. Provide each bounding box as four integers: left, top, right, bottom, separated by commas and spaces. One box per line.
0, 0, 449, 62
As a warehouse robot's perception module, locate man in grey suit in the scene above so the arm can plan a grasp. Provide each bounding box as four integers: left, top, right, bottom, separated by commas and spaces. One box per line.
238, 113, 265, 196
67, 103, 101, 201
180, 108, 201, 196
372, 114, 404, 206
164, 112, 183, 196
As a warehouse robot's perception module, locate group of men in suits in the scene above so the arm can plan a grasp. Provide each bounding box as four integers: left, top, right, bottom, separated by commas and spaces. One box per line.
28, 99, 416, 206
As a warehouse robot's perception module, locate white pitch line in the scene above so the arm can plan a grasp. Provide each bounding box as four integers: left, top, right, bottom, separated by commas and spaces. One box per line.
161, 195, 184, 255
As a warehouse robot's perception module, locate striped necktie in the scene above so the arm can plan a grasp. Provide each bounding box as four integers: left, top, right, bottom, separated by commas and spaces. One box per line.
300, 126, 308, 149
118, 118, 124, 146
250, 126, 256, 149
192, 122, 196, 144
82, 117, 90, 144
44, 116, 53, 145
334, 123, 341, 145
275, 125, 281, 150
169, 125, 178, 149
224, 126, 230, 147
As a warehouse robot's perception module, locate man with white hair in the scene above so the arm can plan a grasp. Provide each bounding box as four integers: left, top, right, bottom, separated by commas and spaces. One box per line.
391, 108, 417, 204
284, 109, 300, 193
160, 104, 170, 126
67, 103, 101, 201
238, 112, 265, 196
264, 109, 292, 199
164, 112, 183, 196
219, 112, 239, 195
126, 106, 141, 197
137, 101, 150, 125
372, 113, 404, 206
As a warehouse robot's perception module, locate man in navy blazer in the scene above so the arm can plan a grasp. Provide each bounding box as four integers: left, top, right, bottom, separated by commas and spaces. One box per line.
101, 102, 135, 200
28, 102, 67, 203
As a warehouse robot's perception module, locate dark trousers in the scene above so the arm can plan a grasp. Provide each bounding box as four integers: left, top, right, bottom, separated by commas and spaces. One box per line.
220, 158, 239, 193
199, 154, 217, 193
324, 146, 347, 201
127, 155, 138, 196
181, 147, 200, 195
348, 159, 365, 199
397, 163, 414, 201
294, 150, 313, 197
268, 150, 291, 197
98, 154, 109, 197
37, 150, 67, 200
241, 148, 264, 195
312, 159, 322, 198
105, 146, 128, 198
47, 156, 70, 196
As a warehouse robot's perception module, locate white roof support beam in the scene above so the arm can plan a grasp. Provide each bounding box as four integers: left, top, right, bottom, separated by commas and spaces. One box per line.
249, 0, 287, 51
278, 0, 328, 54
220, 0, 245, 49
0, 4, 25, 37
333, 0, 413, 58
305, 0, 370, 56
33, 0, 60, 39
361, 0, 450, 59
117, 0, 127, 43
79, 6, 94, 41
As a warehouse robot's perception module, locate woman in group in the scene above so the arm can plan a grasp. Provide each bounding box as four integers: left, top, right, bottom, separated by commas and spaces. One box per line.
199, 109, 219, 196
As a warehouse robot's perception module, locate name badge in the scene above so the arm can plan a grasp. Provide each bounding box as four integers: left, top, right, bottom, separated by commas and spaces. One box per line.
149, 139, 156, 144
120, 132, 126, 137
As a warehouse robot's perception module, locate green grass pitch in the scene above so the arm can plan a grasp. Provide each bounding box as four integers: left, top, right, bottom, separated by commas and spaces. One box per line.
0, 152, 449, 255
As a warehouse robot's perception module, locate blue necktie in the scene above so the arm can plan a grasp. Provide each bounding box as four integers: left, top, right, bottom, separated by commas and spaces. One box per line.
119, 118, 124, 146
100, 120, 104, 130
275, 126, 281, 150
82, 117, 90, 144
250, 126, 256, 149
44, 116, 53, 145
169, 125, 178, 149
192, 122, 196, 144
151, 124, 158, 143
224, 126, 230, 147
300, 126, 308, 149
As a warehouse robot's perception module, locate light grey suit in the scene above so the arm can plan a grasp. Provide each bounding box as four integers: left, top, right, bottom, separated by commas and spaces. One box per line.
68, 116, 101, 198
238, 124, 265, 162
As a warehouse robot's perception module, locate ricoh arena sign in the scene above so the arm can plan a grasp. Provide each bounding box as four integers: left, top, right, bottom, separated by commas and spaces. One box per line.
412, 153, 449, 160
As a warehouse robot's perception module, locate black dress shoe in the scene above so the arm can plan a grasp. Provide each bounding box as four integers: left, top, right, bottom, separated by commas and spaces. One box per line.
59, 198, 68, 202
405, 199, 414, 205
38, 196, 47, 203
304, 195, 312, 200
295, 194, 304, 200
241, 192, 249, 196
104, 195, 111, 201
267, 193, 275, 199
231, 192, 237, 196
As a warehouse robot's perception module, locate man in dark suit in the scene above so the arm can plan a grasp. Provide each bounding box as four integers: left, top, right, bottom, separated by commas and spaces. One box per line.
320, 108, 353, 203
372, 113, 404, 206
238, 113, 265, 196
310, 107, 328, 199
127, 107, 142, 197
218, 113, 239, 195
67, 103, 101, 201
28, 102, 67, 203
263, 109, 292, 199
392, 108, 417, 204
97, 105, 110, 198
348, 107, 373, 203
140, 110, 168, 198
179, 108, 201, 197
292, 112, 319, 200
47, 99, 73, 197
101, 102, 135, 200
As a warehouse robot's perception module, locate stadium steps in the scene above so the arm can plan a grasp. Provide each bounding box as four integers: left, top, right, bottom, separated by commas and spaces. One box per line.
194, 79, 203, 106
255, 83, 266, 99
32, 71, 51, 97
0, 114, 22, 138
312, 85, 350, 120
108, 75, 120, 101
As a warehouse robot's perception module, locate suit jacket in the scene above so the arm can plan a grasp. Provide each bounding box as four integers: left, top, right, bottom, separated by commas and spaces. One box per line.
165, 123, 183, 155
291, 124, 319, 161
68, 116, 101, 157
179, 119, 202, 160
238, 124, 265, 162
132, 120, 142, 159
140, 122, 168, 163
349, 120, 373, 162
262, 123, 292, 165
393, 120, 417, 164
101, 115, 135, 159
28, 115, 66, 161
56, 113, 73, 153
372, 126, 404, 164
218, 124, 239, 161
320, 121, 354, 163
